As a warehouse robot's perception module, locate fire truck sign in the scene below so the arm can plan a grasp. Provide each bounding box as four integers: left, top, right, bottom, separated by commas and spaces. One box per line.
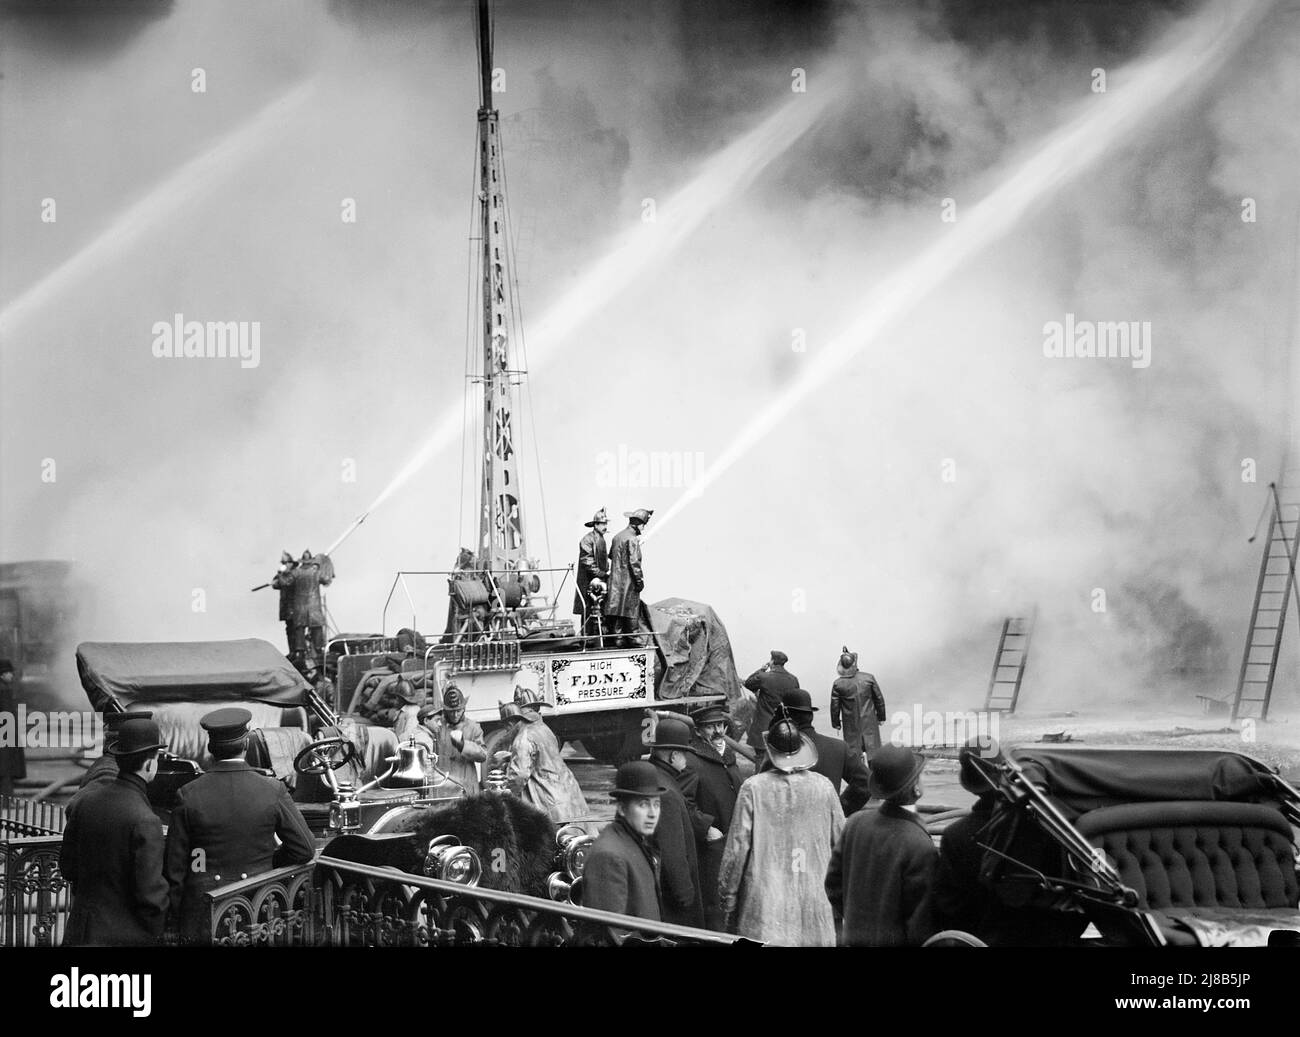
551, 650, 650, 707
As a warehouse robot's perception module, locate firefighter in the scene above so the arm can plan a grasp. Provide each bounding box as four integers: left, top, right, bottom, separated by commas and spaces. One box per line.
299, 654, 336, 714
831, 646, 887, 758
164, 708, 315, 944
506, 669, 592, 833
417, 685, 486, 795
605, 508, 652, 647
573, 508, 610, 638
270, 551, 298, 656
278, 550, 335, 663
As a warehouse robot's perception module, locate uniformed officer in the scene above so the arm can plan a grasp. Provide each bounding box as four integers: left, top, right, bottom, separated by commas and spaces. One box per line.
163, 707, 316, 944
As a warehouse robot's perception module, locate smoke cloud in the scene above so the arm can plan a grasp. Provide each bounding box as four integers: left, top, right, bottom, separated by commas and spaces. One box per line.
1, 0, 1295, 716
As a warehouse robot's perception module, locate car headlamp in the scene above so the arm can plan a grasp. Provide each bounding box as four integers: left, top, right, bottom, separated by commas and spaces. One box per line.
424, 834, 482, 886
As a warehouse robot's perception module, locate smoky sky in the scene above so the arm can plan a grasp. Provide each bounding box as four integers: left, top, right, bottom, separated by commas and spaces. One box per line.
1, 0, 1296, 715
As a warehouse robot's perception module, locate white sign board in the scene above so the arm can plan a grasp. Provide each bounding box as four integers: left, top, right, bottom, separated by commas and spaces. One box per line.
549, 650, 651, 708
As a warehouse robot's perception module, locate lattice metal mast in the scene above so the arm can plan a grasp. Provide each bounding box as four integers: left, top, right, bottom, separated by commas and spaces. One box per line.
475, 0, 525, 572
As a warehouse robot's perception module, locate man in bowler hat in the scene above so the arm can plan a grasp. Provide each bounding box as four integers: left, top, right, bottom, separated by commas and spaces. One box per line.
583, 760, 668, 922
647, 715, 710, 927
164, 707, 315, 943
825, 744, 937, 946
71, 710, 155, 806
60, 717, 170, 946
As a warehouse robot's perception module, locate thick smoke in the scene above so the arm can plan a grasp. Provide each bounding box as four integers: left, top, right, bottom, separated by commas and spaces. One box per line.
0, 1, 1295, 717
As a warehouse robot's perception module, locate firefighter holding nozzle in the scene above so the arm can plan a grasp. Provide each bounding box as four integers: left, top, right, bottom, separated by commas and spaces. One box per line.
262, 550, 335, 661
573, 508, 610, 639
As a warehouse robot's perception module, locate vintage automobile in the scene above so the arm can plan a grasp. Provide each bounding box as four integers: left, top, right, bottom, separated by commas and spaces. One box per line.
930, 745, 1300, 947
73, 638, 584, 899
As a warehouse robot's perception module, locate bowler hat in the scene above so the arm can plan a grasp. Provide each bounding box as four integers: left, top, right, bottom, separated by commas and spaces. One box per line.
868, 745, 927, 801
769, 650, 788, 666
781, 688, 819, 714
201, 707, 252, 748
584, 508, 609, 528
611, 760, 670, 799
652, 716, 694, 752
765, 713, 818, 773
107, 717, 166, 756
623, 508, 654, 524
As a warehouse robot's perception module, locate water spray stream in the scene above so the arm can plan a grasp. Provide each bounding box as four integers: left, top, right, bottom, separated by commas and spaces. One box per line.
0, 81, 318, 340
648, 0, 1274, 541
325, 71, 849, 555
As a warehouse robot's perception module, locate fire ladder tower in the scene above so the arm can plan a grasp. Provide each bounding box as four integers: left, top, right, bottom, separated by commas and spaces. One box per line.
474, 0, 526, 575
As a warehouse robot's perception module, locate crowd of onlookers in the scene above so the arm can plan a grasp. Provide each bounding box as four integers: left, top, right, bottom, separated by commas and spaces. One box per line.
584, 647, 1023, 946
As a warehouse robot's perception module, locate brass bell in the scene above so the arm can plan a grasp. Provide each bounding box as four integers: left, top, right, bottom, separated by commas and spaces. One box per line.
381, 738, 432, 789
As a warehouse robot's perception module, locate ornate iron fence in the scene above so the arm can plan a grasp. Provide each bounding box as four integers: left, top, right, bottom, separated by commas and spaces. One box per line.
4, 839, 753, 947
0, 835, 68, 947
1, 793, 66, 837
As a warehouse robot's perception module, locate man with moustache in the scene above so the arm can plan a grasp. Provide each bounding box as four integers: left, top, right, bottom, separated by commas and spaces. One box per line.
583, 761, 668, 922
415, 685, 486, 795
685, 703, 743, 930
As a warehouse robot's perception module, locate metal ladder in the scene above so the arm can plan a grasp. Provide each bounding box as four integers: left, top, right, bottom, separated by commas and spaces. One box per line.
984, 611, 1035, 712
1232, 481, 1300, 720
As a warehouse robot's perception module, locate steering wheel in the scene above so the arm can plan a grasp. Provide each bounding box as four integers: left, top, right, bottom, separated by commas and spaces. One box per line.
294, 736, 359, 777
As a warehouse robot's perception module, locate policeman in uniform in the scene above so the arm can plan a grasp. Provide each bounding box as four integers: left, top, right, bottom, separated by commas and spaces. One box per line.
164, 707, 316, 943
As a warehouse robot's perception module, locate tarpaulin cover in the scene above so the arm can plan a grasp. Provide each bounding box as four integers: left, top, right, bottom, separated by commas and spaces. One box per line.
645, 597, 744, 706
1011, 747, 1287, 819
77, 639, 309, 710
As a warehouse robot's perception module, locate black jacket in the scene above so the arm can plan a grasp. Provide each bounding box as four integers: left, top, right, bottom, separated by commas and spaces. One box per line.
584, 816, 662, 922
684, 736, 742, 930
164, 760, 315, 941
743, 665, 799, 751
932, 795, 996, 936
648, 756, 706, 928
825, 802, 937, 947
60, 773, 168, 946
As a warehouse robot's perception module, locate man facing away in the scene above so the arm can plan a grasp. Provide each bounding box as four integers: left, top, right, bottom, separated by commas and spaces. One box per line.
743, 649, 799, 759
824, 744, 937, 947
506, 669, 593, 834
830, 646, 886, 758
164, 707, 316, 944
759, 688, 871, 817
718, 710, 844, 946
583, 760, 668, 922
60, 717, 169, 946
604, 508, 652, 647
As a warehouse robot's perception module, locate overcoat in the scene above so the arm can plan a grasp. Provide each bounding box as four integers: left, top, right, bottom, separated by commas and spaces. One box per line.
742, 664, 799, 753
583, 816, 662, 921
61, 774, 169, 946
572, 529, 609, 616
830, 666, 886, 756
648, 756, 706, 928
603, 525, 644, 620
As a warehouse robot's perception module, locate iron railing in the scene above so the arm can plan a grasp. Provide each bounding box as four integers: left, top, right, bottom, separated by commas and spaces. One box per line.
4, 838, 754, 948
1, 794, 66, 838
0, 835, 68, 947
